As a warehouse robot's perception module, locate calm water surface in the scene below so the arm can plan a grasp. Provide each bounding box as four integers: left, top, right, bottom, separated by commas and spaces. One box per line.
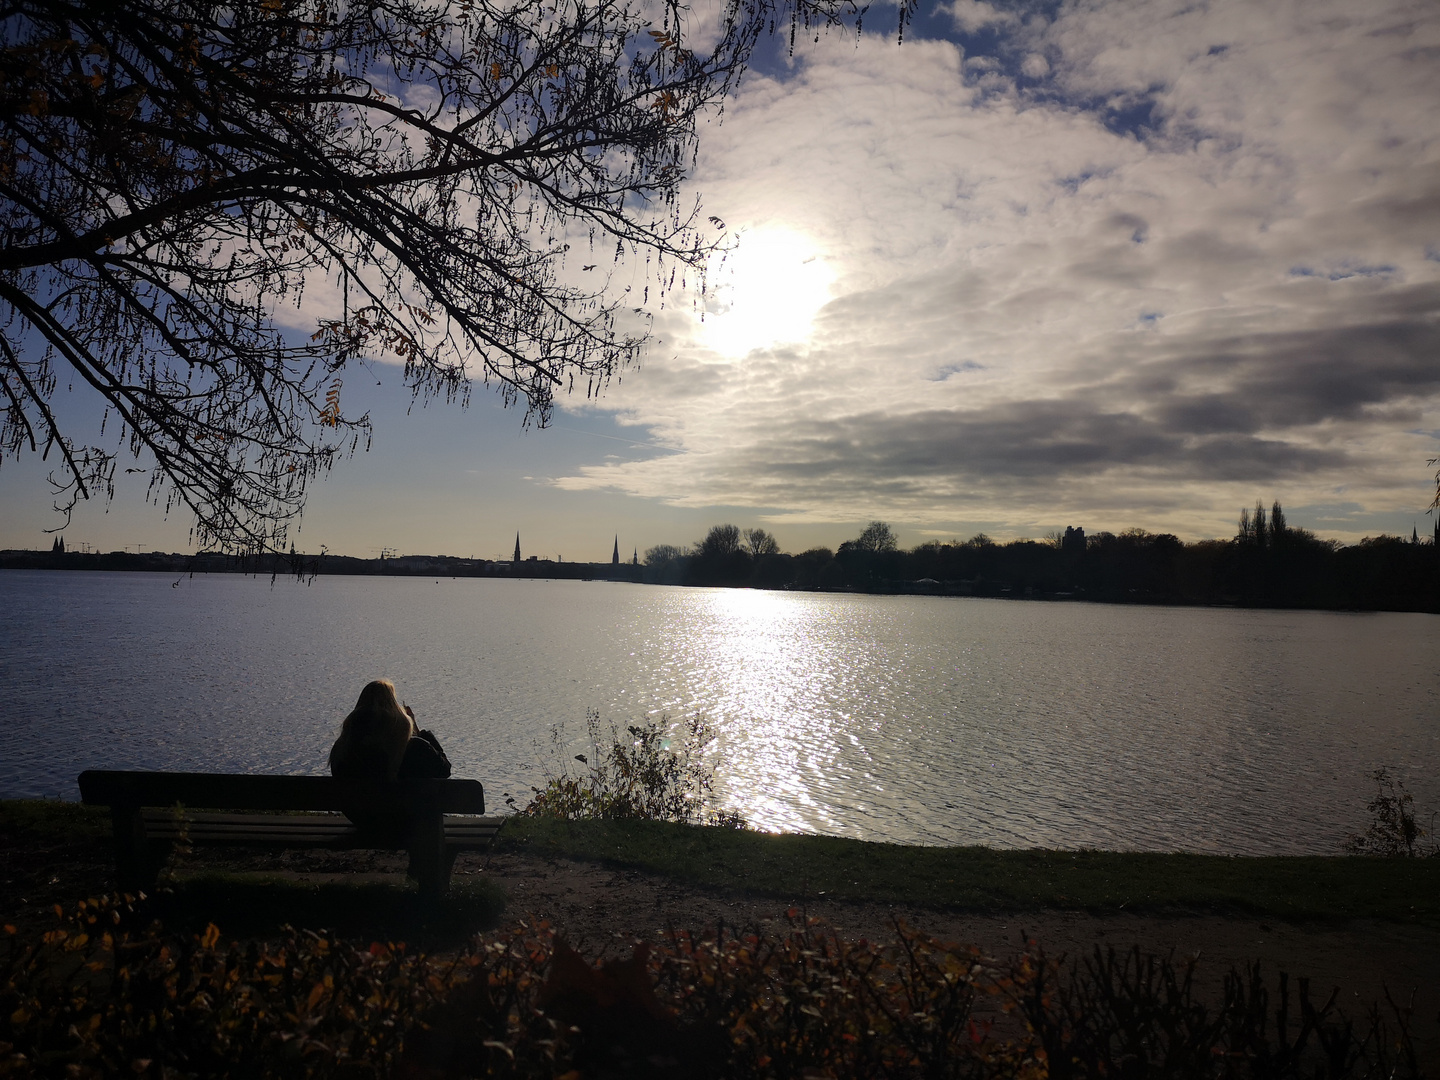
2, 570, 1436, 853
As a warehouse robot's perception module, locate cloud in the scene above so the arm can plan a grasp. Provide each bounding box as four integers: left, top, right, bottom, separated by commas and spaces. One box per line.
554, 0, 1440, 541
942, 0, 1020, 35
1020, 52, 1050, 79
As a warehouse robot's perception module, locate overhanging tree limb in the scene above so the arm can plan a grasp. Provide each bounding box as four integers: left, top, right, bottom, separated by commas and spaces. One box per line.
0, 0, 879, 551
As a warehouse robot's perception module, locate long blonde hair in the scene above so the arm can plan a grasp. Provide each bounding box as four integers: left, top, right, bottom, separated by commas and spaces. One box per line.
329, 679, 415, 780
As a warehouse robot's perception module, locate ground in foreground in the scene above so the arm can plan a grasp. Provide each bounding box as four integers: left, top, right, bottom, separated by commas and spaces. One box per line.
3, 803, 1436, 1068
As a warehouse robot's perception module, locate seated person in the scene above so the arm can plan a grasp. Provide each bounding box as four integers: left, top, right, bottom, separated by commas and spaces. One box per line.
330, 678, 451, 780
329, 679, 451, 839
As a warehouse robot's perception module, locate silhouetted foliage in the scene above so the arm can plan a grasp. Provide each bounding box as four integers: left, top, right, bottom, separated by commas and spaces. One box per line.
1346, 769, 1436, 858
626, 504, 1439, 612
641, 543, 690, 584
644, 544, 687, 566
0, 902, 1425, 1078
524, 709, 743, 827
854, 519, 898, 553
0, 0, 874, 552
20, 501, 1430, 611
1009, 943, 1424, 1080
743, 527, 779, 557
698, 523, 743, 559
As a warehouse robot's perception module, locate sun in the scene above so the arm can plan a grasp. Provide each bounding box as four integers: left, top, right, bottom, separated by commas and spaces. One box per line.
701, 228, 834, 356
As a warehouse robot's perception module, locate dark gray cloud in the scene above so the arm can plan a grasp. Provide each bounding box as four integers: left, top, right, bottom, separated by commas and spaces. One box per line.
762, 403, 1341, 485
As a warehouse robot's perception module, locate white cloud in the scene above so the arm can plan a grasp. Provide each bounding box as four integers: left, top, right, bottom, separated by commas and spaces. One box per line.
552, 0, 1440, 541
1019, 52, 1050, 78
941, 0, 1020, 35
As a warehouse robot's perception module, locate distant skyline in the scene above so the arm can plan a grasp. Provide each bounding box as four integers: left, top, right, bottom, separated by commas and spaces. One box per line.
3, 0, 1438, 560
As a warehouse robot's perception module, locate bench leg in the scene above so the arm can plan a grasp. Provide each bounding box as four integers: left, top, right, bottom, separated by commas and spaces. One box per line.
409, 811, 448, 903
110, 806, 166, 893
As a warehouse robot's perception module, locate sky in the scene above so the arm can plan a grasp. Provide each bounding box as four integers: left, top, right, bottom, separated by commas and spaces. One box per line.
3, 0, 1439, 561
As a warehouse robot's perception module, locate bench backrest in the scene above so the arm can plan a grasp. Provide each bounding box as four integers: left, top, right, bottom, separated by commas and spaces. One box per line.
77, 770, 485, 815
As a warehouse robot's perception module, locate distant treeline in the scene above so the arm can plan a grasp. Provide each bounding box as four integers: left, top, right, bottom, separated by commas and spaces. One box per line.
4, 502, 1438, 611
0, 547, 627, 582
639, 508, 1440, 613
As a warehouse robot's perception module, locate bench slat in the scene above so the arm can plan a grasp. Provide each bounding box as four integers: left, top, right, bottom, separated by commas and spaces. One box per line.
141, 811, 343, 825
137, 809, 504, 849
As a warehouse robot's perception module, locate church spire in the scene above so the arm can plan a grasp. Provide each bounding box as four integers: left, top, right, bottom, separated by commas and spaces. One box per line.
513, 532, 521, 564
612, 535, 620, 565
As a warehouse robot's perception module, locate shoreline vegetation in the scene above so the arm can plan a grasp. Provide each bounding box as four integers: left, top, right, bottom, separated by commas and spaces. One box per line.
504, 816, 1440, 924
4, 502, 1440, 612
509, 716, 1440, 923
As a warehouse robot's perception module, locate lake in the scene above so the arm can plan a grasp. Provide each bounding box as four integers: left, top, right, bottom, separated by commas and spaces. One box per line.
2, 570, 1436, 854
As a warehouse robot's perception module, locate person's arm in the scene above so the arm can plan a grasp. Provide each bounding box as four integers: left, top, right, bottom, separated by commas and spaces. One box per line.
398, 731, 452, 779
418, 730, 452, 776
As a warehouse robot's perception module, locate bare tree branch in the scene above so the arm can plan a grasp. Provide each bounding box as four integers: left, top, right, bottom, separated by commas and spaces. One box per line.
0, 0, 880, 551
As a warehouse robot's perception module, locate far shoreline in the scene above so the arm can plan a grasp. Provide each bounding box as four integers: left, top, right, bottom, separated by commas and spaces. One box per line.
4, 551, 1438, 616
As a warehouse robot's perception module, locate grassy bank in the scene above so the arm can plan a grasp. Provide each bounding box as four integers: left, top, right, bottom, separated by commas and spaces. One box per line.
0, 797, 111, 842
5, 800, 1437, 926
500, 816, 1440, 924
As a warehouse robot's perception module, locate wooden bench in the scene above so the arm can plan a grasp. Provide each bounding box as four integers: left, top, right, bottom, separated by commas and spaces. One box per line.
77, 770, 504, 901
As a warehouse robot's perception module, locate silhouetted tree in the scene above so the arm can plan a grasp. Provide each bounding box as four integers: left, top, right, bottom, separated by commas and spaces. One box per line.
743, 527, 779, 557
640, 543, 689, 585
0, 0, 870, 551
853, 520, 898, 553
788, 546, 835, 589
699, 524, 742, 559
644, 544, 685, 566
833, 520, 901, 588
1270, 501, 1288, 544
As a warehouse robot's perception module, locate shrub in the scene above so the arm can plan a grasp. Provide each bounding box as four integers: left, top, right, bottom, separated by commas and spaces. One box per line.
0, 900, 1425, 1079
522, 709, 745, 827
1007, 944, 1423, 1079
1346, 769, 1436, 857
0, 895, 461, 1078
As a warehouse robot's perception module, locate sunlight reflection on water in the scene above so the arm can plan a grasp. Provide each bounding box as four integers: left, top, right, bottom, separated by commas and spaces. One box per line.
2, 571, 1436, 853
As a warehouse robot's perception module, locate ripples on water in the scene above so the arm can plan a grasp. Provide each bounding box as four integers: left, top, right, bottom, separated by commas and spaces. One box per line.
2, 570, 1436, 854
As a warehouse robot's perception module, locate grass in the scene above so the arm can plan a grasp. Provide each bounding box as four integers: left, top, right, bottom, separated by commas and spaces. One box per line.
5, 799, 1438, 928
0, 798, 110, 842
0, 799, 507, 946
500, 815, 1440, 924
151, 873, 508, 944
